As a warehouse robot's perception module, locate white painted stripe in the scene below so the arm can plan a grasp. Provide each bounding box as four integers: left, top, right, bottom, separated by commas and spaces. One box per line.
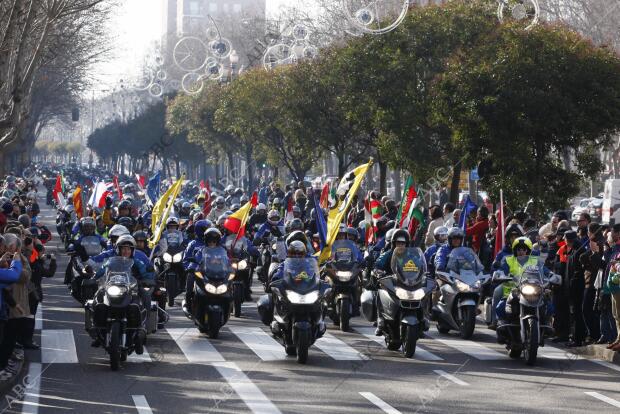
211, 362, 282, 414
229, 327, 286, 361
35, 305, 42, 330
166, 328, 225, 362
127, 347, 152, 363
354, 327, 443, 361
426, 329, 504, 360
585, 392, 620, 408
537, 345, 576, 360
359, 392, 401, 414
20, 363, 42, 414
41, 329, 78, 363
433, 369, 469, 386
132, 395, 154, 414
315, 333, 369, 361
591, 359, 620, 373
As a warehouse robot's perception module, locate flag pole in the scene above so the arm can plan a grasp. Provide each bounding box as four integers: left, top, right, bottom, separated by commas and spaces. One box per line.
499, 189, 505, 250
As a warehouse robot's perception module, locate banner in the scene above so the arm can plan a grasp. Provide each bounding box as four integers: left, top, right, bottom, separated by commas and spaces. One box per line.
149, 175, 184, 249
73, 186, 84, 219
146, 172, 161, 205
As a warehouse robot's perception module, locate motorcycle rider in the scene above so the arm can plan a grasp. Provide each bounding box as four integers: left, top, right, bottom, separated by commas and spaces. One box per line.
248, 203, 268, 231
435, 227, 465, 273
271, 240, 310, 282
222, 226, 259, 301
425, 226, 448, 277
102, 196, 115, 227
91, 225, 153, 271
492, 223, 525, 270
254, 209, 285, 243
184, 227, 222, 313
183, 220, 211, 309
208, 196, 227, 222
154, 216, 185, 257
132, 230, 150, 256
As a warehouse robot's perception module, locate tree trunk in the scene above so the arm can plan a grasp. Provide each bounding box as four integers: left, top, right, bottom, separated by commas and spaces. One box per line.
245, 145, 254, 193
379, 161, 387, 197
337, 151, 346, 178
449, 160, 462, 205
175, 158, 181, 178
393, 170, 402, 198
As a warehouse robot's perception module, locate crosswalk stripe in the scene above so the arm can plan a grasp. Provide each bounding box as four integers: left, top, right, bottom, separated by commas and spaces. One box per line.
35, 305, 42, 330
132, 395, 154, 414
433, 369, 469, 386
426, 328, 505, 360
359, 392, 401, 414
228, 327, 287, 361
127, 347, 152, 363
585, 392, 620, 408
166, 328, 225, 362
21, 363, 42, 414
354, 327, 444, 361
42, 329, 78, 363
211, 362, 282, 414
315, 333, 369, 361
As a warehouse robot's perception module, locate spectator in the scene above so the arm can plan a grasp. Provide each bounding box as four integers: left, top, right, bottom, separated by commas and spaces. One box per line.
466, 206, 490, 254
425, 205, 444, 247
443, 202, 456, 227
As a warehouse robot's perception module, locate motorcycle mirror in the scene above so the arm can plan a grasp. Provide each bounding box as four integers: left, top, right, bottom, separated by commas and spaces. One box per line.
435, 271, 451, 283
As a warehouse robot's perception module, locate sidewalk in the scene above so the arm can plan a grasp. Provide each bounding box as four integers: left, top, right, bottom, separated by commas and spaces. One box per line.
570, 343, 620, 365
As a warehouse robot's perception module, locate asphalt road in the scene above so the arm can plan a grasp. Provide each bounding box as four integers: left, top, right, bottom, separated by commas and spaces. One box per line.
2, 199, 620, 414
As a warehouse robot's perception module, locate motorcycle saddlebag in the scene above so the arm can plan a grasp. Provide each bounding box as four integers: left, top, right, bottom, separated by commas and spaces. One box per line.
257, 294, 274, 326
360, 289, 377, 322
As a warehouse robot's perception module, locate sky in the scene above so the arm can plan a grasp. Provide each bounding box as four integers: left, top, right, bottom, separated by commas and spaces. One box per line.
94, 0, 301, 88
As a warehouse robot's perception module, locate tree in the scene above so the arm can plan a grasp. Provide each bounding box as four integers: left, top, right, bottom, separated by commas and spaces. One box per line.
432, 22, 620, 213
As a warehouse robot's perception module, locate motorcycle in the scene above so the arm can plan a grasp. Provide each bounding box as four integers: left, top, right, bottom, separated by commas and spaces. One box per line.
433, 247, 490, 339
84, 257, 159, 371
361, 247, 434, 358
182, 246, 232, 338
494, 264, 561, 365
322, 240, 361, 332
66, 236, 104, 304
154, 231, 185, 307
224, 238, 251, 317
257, 235, 286, 292
257, 257, 329, 364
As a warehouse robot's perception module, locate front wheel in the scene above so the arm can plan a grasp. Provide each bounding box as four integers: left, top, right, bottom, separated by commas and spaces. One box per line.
339, 298, 350, 332
402, 325, 419, 358
208, 316, 220, 339
233, 284, 243, 318
524, 319, 539, 366
459, 306, 476, 339
109, 322, 121, 371
166, 275, 176, 307
296, 329, 310, 364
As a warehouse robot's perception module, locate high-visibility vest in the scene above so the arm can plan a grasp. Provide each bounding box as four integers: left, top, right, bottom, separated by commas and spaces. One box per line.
503, 255, 539, 297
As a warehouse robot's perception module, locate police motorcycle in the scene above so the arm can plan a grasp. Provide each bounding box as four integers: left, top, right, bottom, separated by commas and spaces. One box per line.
154, 229, 185, 307
493, 264, 561, 365
84, 257, 158, 371
67, 236, 104, 305
433, 247, 490, 339
56, 205, 76, 250
257, 233, 287, 292
361, 247, 434, 358
224, 237, 250, 318
322, 239, 362, 332
257, 249, 329, 364
182, 245, 232, 338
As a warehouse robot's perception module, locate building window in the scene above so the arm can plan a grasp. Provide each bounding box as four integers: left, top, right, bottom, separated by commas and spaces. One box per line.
233, 4, 241, 13
209, 3, 217, 12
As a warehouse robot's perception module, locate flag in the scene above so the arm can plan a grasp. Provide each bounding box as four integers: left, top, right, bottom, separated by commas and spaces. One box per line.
146, 172, 161, 205
135, 174, 146, 190
283, 192, 294, 222
319, 160, 373, 262
364, 192, 374, 246
395, 176, 416, 228
459, 195, 478, 230
52, 174, 62, 203
319, 183, 330, 210
202, 179, 212, 217
73, 186, 84, 219
149, 175, 184, 249
113, 175, 123, 199
88, 181, 111, 208
328, 182, 337, 209
199, 180, 206, 190
404, 187, 426, 237
224, 192, 258, 240
312, 189, 327, 250
494, 190, 505, 257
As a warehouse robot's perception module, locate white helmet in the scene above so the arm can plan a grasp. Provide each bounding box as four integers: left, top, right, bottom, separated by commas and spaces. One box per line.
114, 234, 136, 256
109, 224, 130, 238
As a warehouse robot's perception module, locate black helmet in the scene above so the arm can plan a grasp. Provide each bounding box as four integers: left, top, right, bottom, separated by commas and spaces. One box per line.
287, 240, 307, 258
286, 230, 308, 248
346, 227, 358, 241
118, 200, 131, 211
391, 229, 410, 246
132, 230, 147, 242
288, 218, 304, 232
505, 223, 524, 240
204, 228, 222, 245
117, 216, 134, 232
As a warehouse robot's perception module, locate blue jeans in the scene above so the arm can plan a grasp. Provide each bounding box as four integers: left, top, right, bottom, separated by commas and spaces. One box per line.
491, 284, 505, 324
600, 294, 617, 342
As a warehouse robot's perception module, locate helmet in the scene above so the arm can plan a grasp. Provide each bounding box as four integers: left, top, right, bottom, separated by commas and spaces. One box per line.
65, 205, 75, 214
117, 216, 134, 232
203, 228, 222, 245
192, 211, 204, 222
225, 185, 234, 194
337, 224, 348, 237
287, 240, 307, 258
194, 219, 211, 238
433, 226, 449, 243
132, 230, 147, 242
215, 196, 225, 206
118, 200, 131, 211
114, 234, 136, 256
109, 224, 130, 238
292, 205, 301, 215
392, 229, 410, 245
231, 203, 240, 212
240, 195, 249, 204
286, 230, 308, 247
385, 228, 396, 245
512, 236, 533, 255
346, 227, 359, 241
447, 227, 465, 243
256, 203, 267, 213
272, 197, 282, 208
166, 216, 179, 227
505, 223, 524, 239
267, 209, 280, 225
235, 188, 243, 196
80, 217, 96, 235
288, 218, 304, 232
217, 214, 229, 227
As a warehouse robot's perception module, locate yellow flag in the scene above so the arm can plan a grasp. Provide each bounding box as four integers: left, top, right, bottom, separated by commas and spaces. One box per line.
149, 175, 184, 248
319, 160, 373, 263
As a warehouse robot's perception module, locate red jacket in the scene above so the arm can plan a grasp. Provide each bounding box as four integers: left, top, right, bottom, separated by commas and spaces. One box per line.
466, 218, 489, 253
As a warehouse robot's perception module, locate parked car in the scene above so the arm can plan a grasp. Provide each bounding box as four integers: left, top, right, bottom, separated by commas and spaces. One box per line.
602, 179, 620, 224
589, 197, 604, 223
572, 198, 593, 221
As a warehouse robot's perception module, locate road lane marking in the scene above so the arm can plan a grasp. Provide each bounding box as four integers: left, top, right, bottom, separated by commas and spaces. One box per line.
426, 328, 504, 360
166, 328, 225, 362
359, 392, 401, 414
354, 327, 443, 361
585, 392, 620, 408
228, 327, 286, 361
433, 369, 469, 386
20, 363, 42, 414
132, 395, 153, 414
126, 347, 152, 363
41, 329, 78, 363
35, 305, 42, 330
211, 362, 282, 414
315, 333, 369, 361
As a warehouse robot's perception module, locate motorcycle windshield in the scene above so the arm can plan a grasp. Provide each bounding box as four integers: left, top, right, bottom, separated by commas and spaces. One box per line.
200, 246, 232, 280
446, 247, 484, 283
272, 240, 287, 261
104, 257, 135, 285
224, 237, 247, 258
331, 240, 357, 271
283, 258, 319, 294
165, 231, 183, 249
521, 262, 545, 284
391, 247, 426, 287
81, 236, 102, 256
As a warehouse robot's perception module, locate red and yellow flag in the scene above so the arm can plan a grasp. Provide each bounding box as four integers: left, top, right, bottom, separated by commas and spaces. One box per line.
223, 192, 258, 240
73, 186, 83, 219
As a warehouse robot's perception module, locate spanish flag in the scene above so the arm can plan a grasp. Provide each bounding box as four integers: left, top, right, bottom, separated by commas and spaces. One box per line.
149, 175, 184, 249
319, 159, 373, 263
73, 186, 83, 219
223, 192, 258, 240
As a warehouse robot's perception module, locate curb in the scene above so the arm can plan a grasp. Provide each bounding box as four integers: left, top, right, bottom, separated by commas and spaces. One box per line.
568, 344, 620, 365
0, 357, 26, 403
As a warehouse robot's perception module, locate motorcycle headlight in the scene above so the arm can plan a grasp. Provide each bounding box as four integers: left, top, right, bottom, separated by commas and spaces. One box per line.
474, 280, 482, 289
216, 284, 228, 294
455, 280, 472, 293
521, 283, 542, 300
237, 260, 248, 270
205, 284, 217, 294
106, 285, 126, 297
335, 271, 353, 281
163, 252, 172, 263
272, 243, 277, 250
173, 252, 183, 263
395, 287, 425, 301
286, 290, 319, 304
